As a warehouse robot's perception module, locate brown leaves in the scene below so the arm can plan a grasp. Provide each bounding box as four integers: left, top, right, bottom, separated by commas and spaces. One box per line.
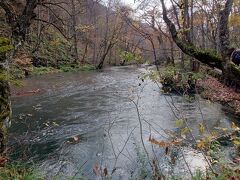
149, 137, 168, 147
197, 77, 240, 115
0, 156, 7, 167
196, 140, 206, 149
149, 136, 181, 148
196, 136, 214, 150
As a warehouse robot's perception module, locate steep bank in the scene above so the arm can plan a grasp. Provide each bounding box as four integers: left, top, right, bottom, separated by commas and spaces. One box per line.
197, 76, 240, 116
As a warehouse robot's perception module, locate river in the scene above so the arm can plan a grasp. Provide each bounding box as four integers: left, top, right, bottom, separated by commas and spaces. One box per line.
9, 66, 236, 179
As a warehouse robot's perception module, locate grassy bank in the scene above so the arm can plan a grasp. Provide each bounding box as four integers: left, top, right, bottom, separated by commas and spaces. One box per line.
32, 64, 96, 76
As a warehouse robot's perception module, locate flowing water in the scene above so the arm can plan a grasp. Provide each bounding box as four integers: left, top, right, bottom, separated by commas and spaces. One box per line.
9, 66, 237, 179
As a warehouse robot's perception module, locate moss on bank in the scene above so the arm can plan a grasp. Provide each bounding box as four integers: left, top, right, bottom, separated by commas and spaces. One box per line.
160, 64, 240, 116
31, 64, 96, 76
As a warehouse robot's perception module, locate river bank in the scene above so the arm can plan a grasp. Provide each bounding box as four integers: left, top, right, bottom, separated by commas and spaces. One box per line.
159, 64, 240, 117
31, 64, 96, 75
197, 76, 240, 116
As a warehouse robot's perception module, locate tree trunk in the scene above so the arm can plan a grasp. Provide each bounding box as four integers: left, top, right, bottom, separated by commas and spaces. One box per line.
0, 0, 38, 154
71, 0, 79, 64
219, 0, 234, 83
149, 37, 160, 71
0, 80, 11, 154
170, 39, 175, 63
160, 0, 240, 86
81, 43, 88, 65
96, 43, 113, 69
0, 38, 12, 153
180, 52, 185, 68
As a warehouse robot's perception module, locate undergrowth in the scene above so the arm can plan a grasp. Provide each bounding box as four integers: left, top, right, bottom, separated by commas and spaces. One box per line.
0, 162, 43, 180
159, 64, 206, 93
32, 64, 96, 75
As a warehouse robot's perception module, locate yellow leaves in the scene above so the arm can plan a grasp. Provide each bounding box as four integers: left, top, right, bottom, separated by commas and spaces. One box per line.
50, 38, 61, 46
229, 14, 240, 27
231, 122, 240, 131
233, 139, 240, 146
181, 127, 191, 136
175, 119, 193, 138
199, 123, 205, 134
211, 131, 219, 137
197, 140, 206, 149
197, 138, 209, 150
230, 123, 240, 147
197, 135, 215, 150
234, 0, 240, 6
175, 119, 184, 127
216, 127, 228, 132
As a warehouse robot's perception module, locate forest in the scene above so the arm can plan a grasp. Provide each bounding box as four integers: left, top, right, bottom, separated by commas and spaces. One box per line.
0, 0, 240, 179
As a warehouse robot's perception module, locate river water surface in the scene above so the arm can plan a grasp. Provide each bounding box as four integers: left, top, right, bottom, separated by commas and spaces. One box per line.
9, 66, 236, 179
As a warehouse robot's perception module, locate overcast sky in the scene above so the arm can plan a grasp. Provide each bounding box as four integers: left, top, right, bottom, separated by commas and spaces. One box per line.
122, 0, 135, 6
120, 0, 171, 9
120, 0, 139, 9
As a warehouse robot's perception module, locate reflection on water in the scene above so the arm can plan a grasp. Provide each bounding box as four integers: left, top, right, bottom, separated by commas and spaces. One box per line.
9, 66, 235, 178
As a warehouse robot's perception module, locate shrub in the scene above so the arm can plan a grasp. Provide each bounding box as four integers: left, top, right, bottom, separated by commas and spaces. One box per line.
32, 67, 60, 75
79, 64, 96, 71
0, 163, 43, 179
160, 65, 205, 93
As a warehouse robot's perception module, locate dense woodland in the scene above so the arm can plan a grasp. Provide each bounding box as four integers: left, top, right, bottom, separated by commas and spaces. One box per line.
0, 0, 240, 179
